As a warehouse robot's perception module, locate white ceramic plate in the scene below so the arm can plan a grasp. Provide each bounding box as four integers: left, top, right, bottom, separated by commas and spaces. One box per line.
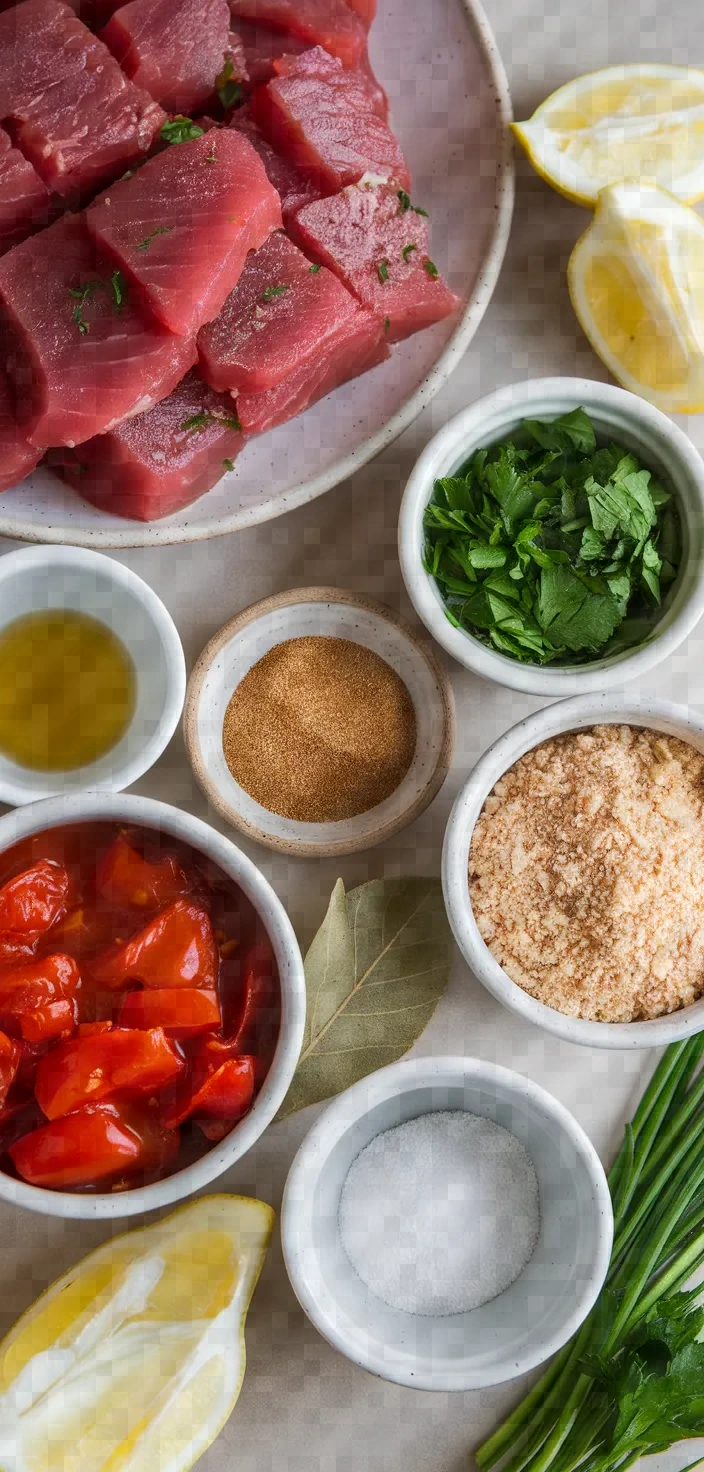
0, 0, 513, 548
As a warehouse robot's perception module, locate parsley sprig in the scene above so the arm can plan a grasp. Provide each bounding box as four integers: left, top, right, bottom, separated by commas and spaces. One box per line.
68, 272, 128, 334
136, 225, 173, 251
423, 408, 681, 665
181, 410, 242, 433
160, 117, 204, 145
216, 56, 242, 110
477, 1037, 704, 1472
260, 284, 288, 302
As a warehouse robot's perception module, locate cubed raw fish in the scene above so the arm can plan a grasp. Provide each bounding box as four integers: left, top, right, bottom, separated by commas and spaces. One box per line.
101, 0, 231, 114
51, 371, 243, 521
228, 105, 321, 221
292, 183, 459, 342
228, 0, 366, 67
86, 130, 282, 337
253, 47, 408, 192
0, 212, 197, 448
0, 362, 41, 491
0, 125, 51, 254
230, 18, 308, 86
234, 298, 388, 433
0, 0, 165, 198
344, 0, 375, 24
274, 42, 385, 114
199, 229, 371, 393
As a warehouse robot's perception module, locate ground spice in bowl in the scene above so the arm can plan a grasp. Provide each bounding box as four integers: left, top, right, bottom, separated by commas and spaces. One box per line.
221, 635, 417, 823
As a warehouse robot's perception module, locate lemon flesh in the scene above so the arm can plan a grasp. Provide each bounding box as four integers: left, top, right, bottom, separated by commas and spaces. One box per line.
0, 1195, 273, 1472
514, 64, 704, 206
568, 180, 704, 414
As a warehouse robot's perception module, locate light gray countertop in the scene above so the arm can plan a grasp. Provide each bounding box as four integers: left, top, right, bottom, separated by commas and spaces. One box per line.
2, 0, 704, 1467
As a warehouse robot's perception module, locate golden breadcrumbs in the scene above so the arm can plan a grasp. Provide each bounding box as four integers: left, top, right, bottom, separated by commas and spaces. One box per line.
468, 724, 704, 1023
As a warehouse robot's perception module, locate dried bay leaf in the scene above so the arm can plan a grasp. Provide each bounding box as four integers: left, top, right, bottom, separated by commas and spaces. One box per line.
276, 876, 452, 1120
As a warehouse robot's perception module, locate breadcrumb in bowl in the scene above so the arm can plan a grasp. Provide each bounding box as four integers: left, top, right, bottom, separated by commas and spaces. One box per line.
442, 696, 704, 1049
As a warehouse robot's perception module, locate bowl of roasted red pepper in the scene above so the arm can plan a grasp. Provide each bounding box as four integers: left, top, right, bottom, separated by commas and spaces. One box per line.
0, 794, 305, 1217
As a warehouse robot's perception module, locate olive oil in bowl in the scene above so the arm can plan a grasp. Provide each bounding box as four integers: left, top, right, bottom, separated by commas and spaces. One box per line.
0, 609, 136, 771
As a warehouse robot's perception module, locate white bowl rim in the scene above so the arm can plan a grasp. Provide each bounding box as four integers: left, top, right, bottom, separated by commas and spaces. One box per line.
0, 545, 187, 804
398, 375, 704, 696
281, 1053, 613, 1391
0, 0, 514, 551
443, 693, 704, 1049
0, 791, 306, 1218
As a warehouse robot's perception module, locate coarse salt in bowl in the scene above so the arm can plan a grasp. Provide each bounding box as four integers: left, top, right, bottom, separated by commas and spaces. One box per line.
443, 693, 704, 1049
398, 377, 704, 696
281, 1056, 613, 1391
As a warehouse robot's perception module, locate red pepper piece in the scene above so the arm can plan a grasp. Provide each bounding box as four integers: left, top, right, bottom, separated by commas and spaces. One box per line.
0, 1029, 21, 1111
118, 987, 221, 1038
97, 836, 191, 912
9, 1099, 180, 1190
161, 1053, 254, 1129
35, 1026, 185, 1120
0, 861, 69, 944
77, 1022, 114, 1037
225, 939, 278, 1057
89, 901, 218, 992
49, 907, 117, 958
0, 954, 80, 1042
197, 1119, 235, 1142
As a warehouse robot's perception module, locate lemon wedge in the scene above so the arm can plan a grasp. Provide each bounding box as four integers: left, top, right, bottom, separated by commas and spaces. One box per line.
513, 64, 704, 206
0, 1194, 273, 1472
568, 181, 704, 413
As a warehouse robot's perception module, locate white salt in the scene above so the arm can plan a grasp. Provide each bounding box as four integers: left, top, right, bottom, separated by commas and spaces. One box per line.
338, 1110, 540, 1317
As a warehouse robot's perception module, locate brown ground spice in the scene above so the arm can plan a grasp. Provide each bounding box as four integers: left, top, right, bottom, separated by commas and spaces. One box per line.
222, 635, 417, 822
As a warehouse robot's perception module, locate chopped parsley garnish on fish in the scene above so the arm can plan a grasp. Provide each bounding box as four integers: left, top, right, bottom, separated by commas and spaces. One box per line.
423, 258, 438, 278
402, 243, 417, 262
423, 408, 682, 666
216, 57, 242, 109
68, 279, 105, 335
182, 410, 242, 433
222, 458, 235, 471
397, 189, 428, 216
308, 264, 321, 273
111, 270, 127, 308
136, 226, 174, 251
160, 117, 204, 145
377, 258, 390, 283
260, 284, 288, 302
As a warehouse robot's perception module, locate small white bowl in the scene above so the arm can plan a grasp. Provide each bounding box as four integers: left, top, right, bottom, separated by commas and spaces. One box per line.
281, 1056, 612, 1391
184, 587, 454, 858
398, 377, 704, 696
443, 694, 704, 1049
0, 792, 306, 1219
0, 545, 186, 803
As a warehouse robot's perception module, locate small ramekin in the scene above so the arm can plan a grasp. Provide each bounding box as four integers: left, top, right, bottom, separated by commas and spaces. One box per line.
443, 693, 704, 1049
281, 1056, 613, 1391
398, 377, 704, 696
0, 545, 186, 803
0, 792, 306, 1219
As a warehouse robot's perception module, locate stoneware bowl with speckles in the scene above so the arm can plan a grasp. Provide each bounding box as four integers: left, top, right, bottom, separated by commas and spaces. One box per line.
443, 693, 704, 1049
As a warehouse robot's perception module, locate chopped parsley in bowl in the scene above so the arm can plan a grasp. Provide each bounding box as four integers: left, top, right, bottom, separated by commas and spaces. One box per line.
423, 408, 682, 666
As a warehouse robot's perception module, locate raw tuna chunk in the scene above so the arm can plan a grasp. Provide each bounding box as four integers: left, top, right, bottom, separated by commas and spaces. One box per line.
0, 213, 197, 448
0, 0, 165, 198
230, 18, 308, 86
101, 0, 231, 115
228, 0, 366, 67
344, 0, 375, 24
228, 106, 321, 222
198, 229, 370, 393
86, 130, 282, 337
0, 362, 41, 490
253, 47, 408, 193
0, 125, 51, 254
235, 301, 387, 433
51, 372, 243, 520
292, 183, 459, 342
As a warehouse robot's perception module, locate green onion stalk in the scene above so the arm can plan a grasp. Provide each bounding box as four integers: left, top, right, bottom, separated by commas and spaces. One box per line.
476, 1038, 704, 1472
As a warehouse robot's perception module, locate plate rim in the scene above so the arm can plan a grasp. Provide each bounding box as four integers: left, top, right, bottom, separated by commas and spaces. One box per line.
0, 0, 515, 549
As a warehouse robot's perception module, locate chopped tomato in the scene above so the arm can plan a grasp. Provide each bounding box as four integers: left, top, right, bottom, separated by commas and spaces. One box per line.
0, 954, 80, 1042
161, 1052, 255, 1129
9, 1099, 180, 1189
97, 836, 190, 912
0, 861, 69, 944
89, 901, 218, 992
0, 1030, 20, 1110
35, 1026, 185, 1120
118, 987, 221, 1038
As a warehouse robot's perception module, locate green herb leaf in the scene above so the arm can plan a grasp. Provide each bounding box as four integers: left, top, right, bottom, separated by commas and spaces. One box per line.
538, 563, 621, 652
110, 270, 127, 309
275, 877, 452, 1120
215, 56, 242, 109
260, 284, 288, 302
525, 406, 597, 456
160, 116, 204, 145
181, 409, 242, 434
397, 189, 411, 212
383, 315, 390, 331
308, 263, 321, 273
377, 258, 390, 283
424, 257, 439, 277
222, 458, 235, 471
402, 242, 417, 262
136, 225, 173, 251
